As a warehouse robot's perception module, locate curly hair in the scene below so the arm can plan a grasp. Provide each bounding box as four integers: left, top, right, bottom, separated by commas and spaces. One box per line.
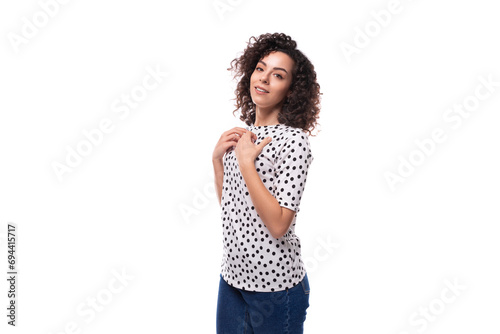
228, 32, 321, 136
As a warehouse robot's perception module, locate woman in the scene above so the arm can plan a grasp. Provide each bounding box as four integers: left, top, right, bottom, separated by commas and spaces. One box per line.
212, 32, 321, 333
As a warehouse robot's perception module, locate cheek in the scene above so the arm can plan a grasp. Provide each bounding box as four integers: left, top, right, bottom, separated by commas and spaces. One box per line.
250, 71, 258, 83
276, 83, 291, 99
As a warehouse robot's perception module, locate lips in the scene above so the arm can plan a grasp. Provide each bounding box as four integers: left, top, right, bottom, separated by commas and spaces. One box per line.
255, 86, 269, 94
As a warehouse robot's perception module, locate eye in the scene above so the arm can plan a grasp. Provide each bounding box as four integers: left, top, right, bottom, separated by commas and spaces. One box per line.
255, 66, 263, 71
274, 73, 283, 79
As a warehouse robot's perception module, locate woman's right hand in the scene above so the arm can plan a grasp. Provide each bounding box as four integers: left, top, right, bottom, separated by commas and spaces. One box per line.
212, 127, 256, 161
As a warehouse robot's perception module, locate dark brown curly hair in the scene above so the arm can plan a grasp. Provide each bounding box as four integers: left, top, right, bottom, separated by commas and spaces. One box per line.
228, 32, 321, 136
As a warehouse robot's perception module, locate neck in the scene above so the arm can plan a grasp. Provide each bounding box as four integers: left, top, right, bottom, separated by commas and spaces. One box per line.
254, 104, 282, 126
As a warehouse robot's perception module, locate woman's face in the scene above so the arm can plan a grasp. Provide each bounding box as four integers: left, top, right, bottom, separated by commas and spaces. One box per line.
249, 51, 294, 111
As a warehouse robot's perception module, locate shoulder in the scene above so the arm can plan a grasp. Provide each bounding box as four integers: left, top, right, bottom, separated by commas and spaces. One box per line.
274, 126, 312, 163
280, 126, 311, 147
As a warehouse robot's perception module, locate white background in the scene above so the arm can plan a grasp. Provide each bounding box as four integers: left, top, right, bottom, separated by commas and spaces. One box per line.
1, 0, 499, 333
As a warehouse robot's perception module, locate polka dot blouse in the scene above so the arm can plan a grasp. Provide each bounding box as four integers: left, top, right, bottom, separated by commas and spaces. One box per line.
220, 123, 314, 292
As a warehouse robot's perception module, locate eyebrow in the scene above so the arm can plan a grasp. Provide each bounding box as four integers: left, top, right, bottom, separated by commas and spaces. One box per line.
258, 60, 288, 74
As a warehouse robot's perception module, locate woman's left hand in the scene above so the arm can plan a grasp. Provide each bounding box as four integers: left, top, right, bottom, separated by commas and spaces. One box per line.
235, 130, 272, 168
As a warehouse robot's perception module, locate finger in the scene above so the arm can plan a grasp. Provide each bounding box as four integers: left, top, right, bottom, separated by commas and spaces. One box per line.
256, 136, 272, 150
221, 128, 254, 144
228, 133, 241, 141
238, 131, 251, 142
240, 130, 257, 141
223, 141, 236, 152
224, 127, 248, 137
223, 132, 244, 143
223, 131, 245, 144
247, 130, 257, 141
240, 130, 255, 143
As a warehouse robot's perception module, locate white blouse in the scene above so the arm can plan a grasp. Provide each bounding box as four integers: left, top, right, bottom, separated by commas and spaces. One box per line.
220, 123, 314, 292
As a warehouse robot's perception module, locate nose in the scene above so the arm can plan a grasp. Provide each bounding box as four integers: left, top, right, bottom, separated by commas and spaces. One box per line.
260, 71, 269, 84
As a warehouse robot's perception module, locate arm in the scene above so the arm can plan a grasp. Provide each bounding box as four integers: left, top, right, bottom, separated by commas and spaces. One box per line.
212, 127, 256, 207
213, 158, 224, 207
239, 161, 296, 239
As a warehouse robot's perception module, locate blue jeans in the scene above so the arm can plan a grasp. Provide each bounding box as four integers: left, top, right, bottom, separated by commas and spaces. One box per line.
216, 273, 310, 333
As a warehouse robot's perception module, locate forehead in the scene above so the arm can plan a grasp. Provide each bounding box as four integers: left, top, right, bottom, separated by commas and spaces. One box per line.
259, 51, 294, 70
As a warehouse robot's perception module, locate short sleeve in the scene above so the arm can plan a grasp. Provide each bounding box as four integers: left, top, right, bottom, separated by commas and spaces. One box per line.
273, 132, 314, 213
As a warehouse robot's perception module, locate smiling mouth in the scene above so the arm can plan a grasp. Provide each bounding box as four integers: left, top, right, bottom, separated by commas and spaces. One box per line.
255, 87, 269, 93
